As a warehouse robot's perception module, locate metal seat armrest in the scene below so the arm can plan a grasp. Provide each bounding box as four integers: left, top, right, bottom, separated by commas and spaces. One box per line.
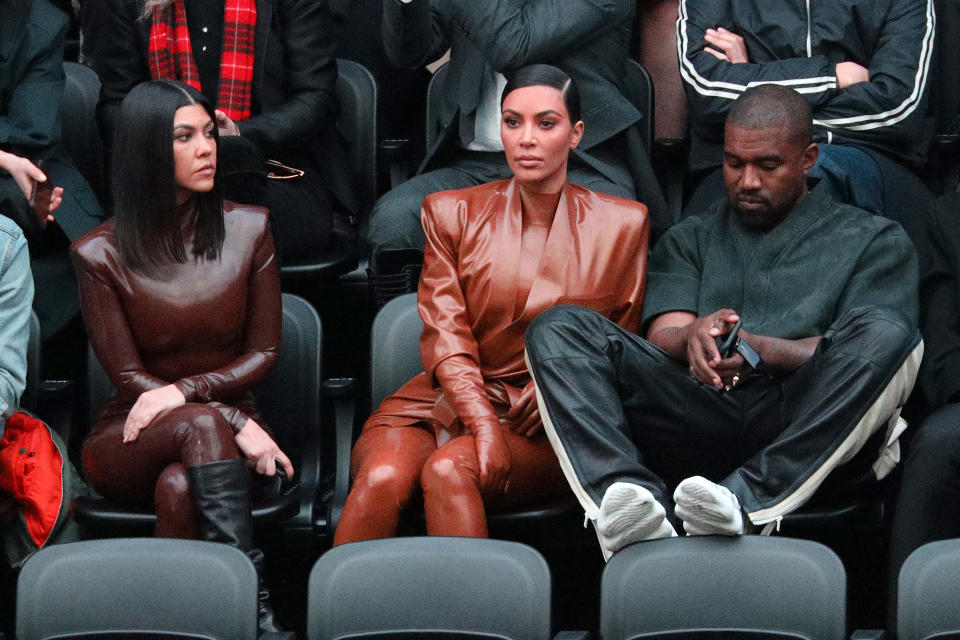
653, 136, 689, 227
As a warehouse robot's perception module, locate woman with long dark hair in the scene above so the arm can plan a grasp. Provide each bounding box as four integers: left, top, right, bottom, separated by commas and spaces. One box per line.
334, 65, 651, 544
81, 0, 354, 263
71, 80, 292, 638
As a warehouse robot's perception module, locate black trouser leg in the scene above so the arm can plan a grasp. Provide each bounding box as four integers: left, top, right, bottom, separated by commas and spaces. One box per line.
525, 305, 743, 515
527, 305, 921, 528
722, 306, 922, 521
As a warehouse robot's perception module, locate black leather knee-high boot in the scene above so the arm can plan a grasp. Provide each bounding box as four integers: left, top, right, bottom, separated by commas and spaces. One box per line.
187, 459, 294, 639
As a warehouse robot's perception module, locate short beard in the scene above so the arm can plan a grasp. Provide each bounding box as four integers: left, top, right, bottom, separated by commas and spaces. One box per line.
732, 200, 792, 232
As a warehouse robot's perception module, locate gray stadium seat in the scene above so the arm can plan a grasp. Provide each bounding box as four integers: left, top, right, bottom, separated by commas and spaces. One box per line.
898, 538, 960, 640
601, 536, 847, 640
17, 538, 258, 640
307, 537, 551, 640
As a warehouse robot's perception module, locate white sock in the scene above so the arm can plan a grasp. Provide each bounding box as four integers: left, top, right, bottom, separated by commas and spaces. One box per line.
673, 476, 745, 536
595, 482, 677, 561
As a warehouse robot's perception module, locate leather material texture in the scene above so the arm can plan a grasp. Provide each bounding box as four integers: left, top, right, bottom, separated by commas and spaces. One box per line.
374, 178, 649, 441
72, 201, 281, 497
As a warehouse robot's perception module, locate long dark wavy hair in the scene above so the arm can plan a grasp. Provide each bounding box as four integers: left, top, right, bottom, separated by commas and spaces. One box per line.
112, 79, 224, 270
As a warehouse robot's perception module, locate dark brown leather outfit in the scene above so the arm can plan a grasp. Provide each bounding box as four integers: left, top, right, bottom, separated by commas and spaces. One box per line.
70, 202, 281, 536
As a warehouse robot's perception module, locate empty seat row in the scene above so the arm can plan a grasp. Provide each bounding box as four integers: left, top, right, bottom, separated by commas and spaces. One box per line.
16, 535, 960, 640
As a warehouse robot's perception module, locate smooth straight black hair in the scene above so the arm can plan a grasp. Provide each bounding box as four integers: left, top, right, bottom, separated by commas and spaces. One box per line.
501, 64, 581, 123
113, 79, 224, 270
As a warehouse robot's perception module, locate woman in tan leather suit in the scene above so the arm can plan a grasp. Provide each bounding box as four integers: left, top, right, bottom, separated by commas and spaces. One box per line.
334, 65, 651, 544
70, 80, 292, 638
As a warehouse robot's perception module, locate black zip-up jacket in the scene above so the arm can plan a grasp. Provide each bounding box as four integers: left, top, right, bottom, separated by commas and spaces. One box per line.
678, 0, 936, 173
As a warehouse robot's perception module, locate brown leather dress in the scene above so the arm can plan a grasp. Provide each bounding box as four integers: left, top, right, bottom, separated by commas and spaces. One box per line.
70, 202, 281, 534
334, 179, 649, 543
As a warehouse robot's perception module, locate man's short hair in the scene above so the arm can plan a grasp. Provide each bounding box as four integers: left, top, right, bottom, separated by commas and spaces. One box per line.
726, 84, 812, 148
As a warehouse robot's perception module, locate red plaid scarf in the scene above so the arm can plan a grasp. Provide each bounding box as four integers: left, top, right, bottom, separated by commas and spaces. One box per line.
147, 0, 257, 121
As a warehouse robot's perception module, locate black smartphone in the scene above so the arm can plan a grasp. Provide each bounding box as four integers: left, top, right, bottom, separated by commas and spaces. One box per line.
27, 159, 51, 230
715, 318, 743, 359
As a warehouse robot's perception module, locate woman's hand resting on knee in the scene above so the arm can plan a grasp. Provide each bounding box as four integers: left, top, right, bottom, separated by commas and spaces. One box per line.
474, 420, 511, 495
123, 385, 186, 443
235, 419, 295, 478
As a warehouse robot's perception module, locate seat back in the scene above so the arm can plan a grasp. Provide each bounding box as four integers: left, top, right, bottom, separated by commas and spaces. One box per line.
61, 62, 103, 196
280, 60, 374, 278
369, 293, 423, 409
307, 537, 551, 640
85, 293, 322, 527
632, 0, 688, 141
623, 58, 654, 155
254, 293, 323, 528
336, 58, 379, 217
601, 536, 847, 640
334, 0, 429, 141
16, 538, 258, 640
898, 539, 960, 640
424, 63, 450, 156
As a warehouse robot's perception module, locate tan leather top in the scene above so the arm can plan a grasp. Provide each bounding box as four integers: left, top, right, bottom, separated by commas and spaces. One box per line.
366, 178, 650, 443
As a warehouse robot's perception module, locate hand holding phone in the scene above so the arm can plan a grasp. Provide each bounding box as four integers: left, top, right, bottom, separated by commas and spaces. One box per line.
715, 318, 743, 359
27, 160, 61, 229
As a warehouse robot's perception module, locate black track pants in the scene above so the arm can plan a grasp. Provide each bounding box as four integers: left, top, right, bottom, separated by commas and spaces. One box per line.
525, 304, 922, 525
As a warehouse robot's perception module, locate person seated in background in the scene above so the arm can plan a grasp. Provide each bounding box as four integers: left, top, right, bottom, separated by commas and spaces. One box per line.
81, 0, 357, 265
678, 0, 935, 249
1, 0, 105, 339
366, 0, 669, 275
71, 81, 293, 639
524, 85, 922, 560
334, 65, 650, 545
887, 188, 960, 626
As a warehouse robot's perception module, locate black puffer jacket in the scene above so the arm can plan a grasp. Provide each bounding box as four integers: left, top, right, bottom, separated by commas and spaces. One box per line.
678, 0, 936, 172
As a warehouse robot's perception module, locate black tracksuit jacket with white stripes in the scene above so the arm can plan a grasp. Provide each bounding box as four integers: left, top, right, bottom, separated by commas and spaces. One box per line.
678, 0, 936, 172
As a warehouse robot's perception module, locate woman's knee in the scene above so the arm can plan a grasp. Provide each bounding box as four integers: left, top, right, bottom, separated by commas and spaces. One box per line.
155, 463, 191, 504
350, 454, 424, 510
421, 437, 479, 495
164, 404, 238, 462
